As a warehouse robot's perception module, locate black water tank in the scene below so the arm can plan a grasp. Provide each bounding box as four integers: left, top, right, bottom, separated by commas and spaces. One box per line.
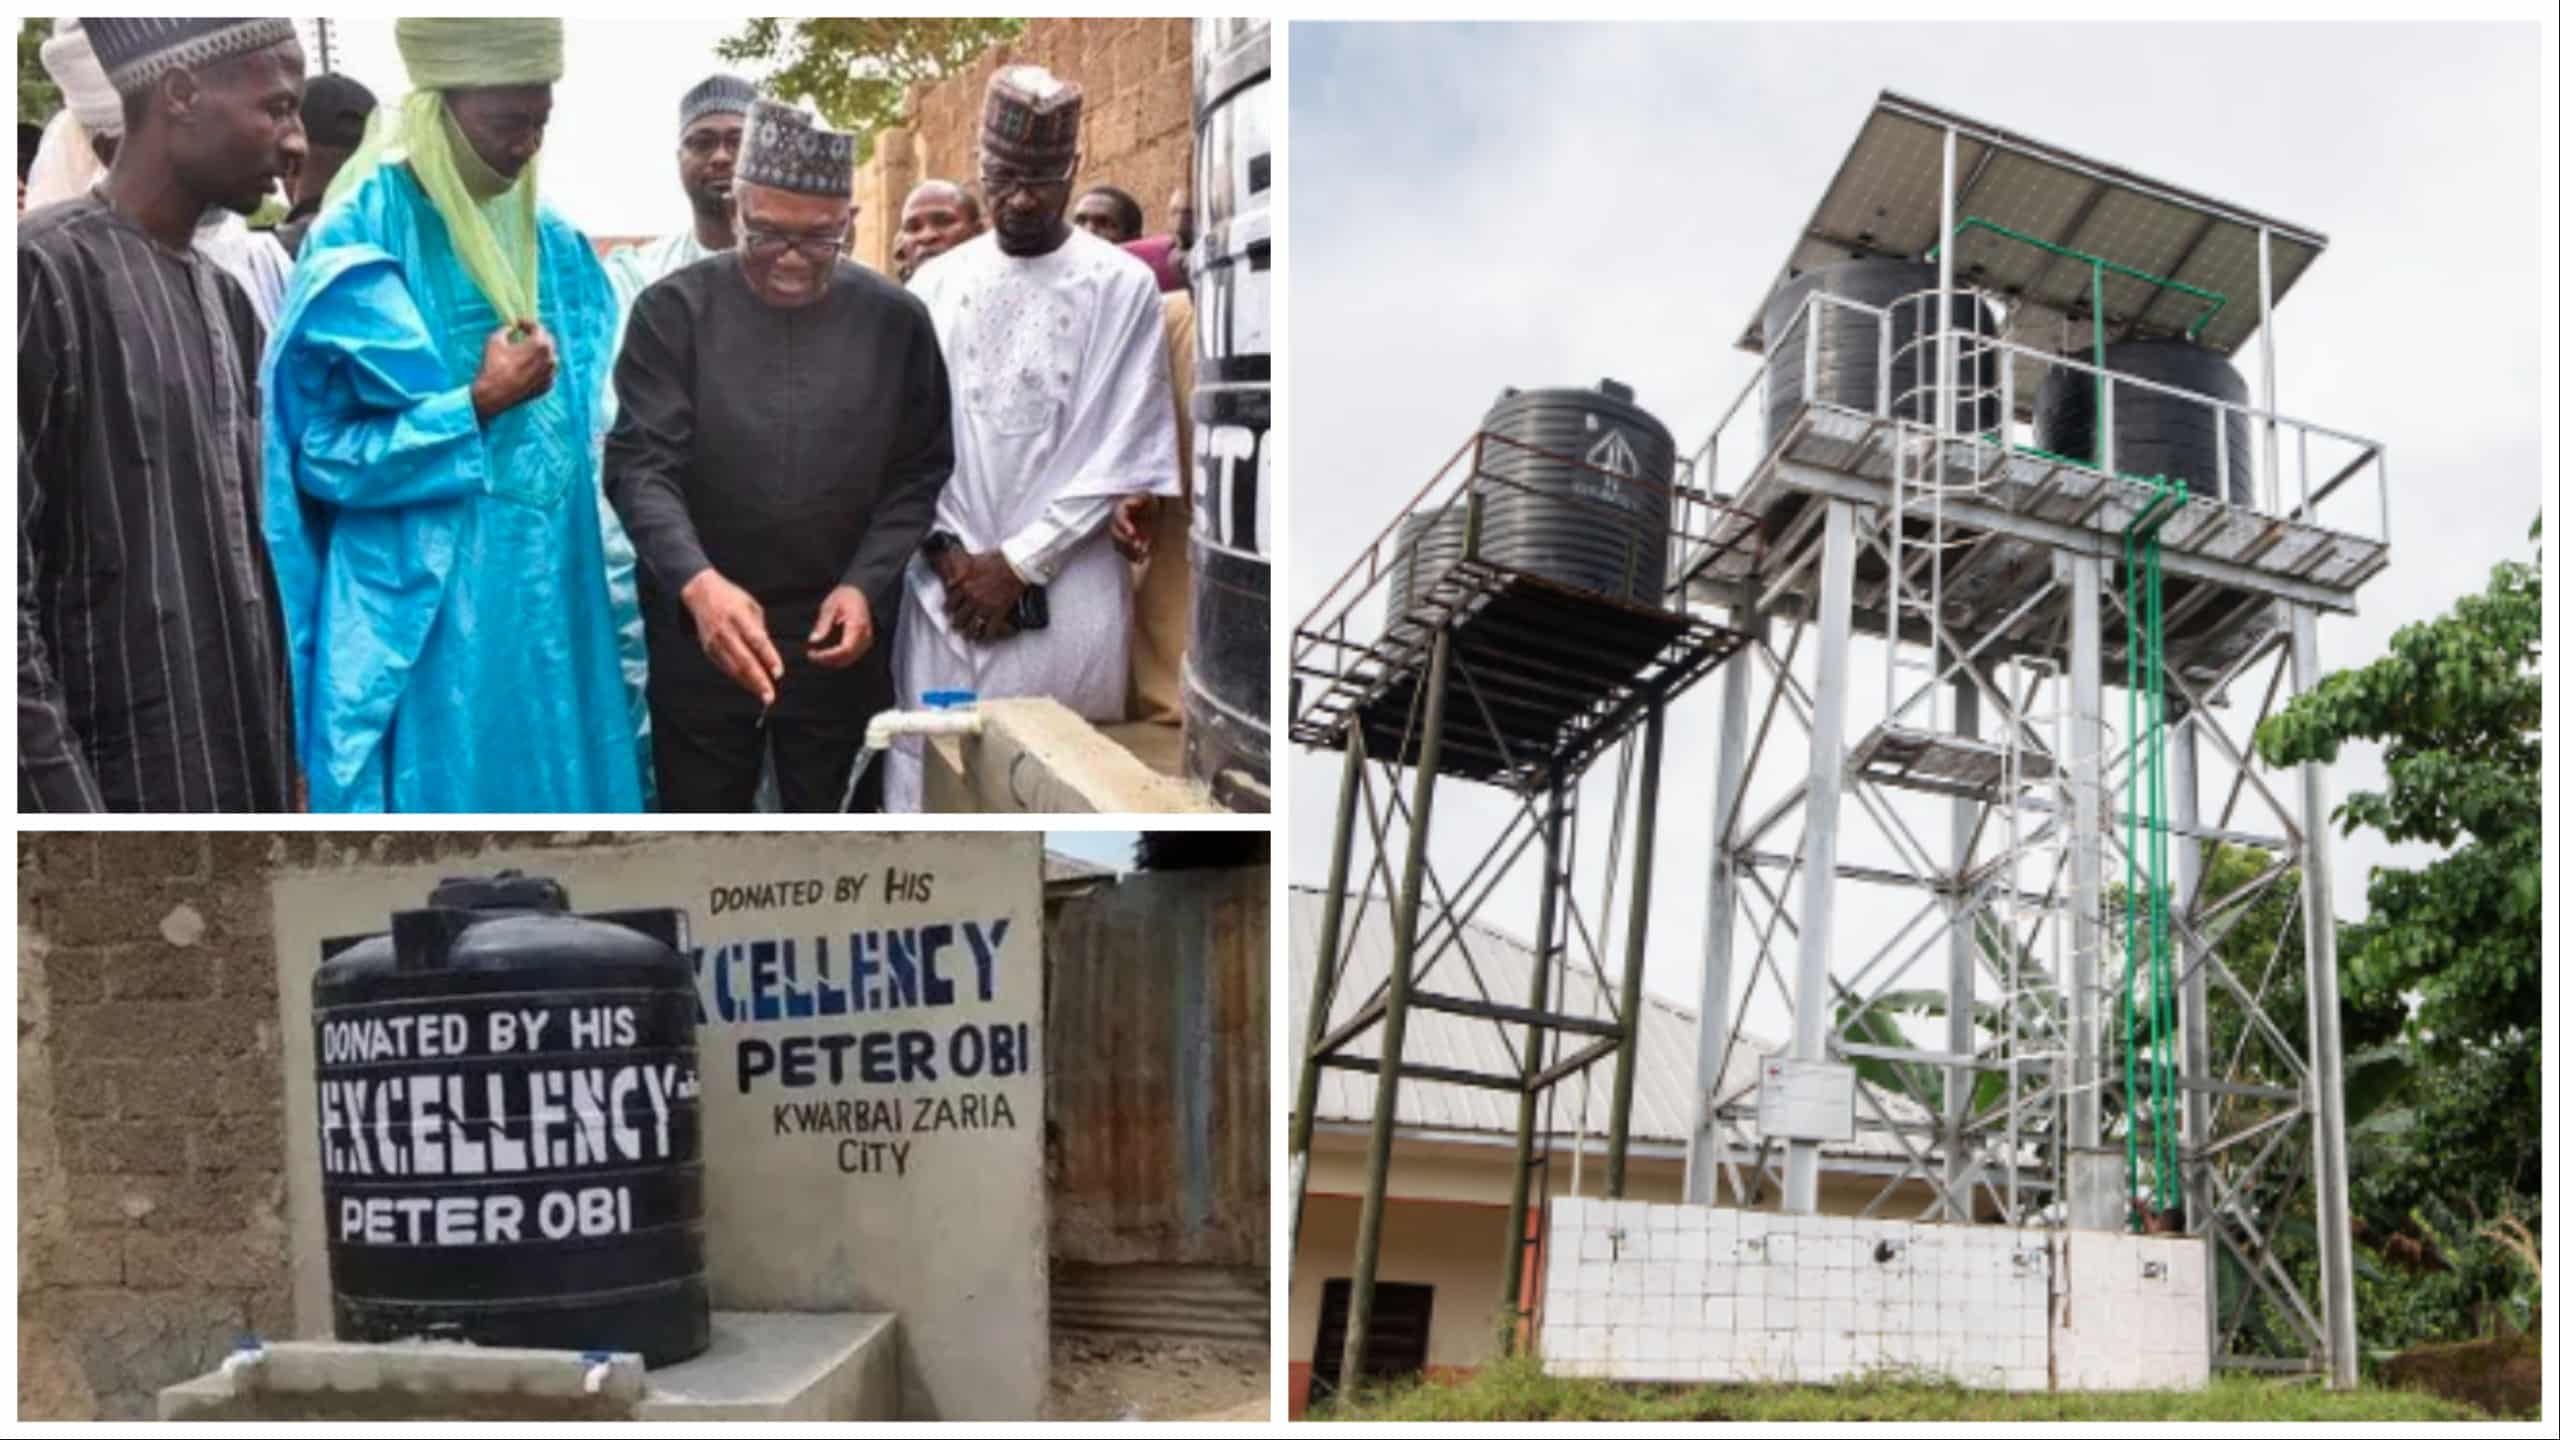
1383, 504, 1466, 630
2032, 337, 2254, 508
313, 872, 708, 1366
1761, 259, 2000, 447
1472, 380, 1678, 604
1183, 16, 1272, 813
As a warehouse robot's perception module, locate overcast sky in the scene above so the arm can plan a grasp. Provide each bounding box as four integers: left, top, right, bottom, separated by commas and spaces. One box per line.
1286, 21, 2547, 1047
296, 18, 763, 238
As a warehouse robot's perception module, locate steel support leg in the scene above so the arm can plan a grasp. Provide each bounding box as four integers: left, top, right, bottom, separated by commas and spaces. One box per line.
1290, 728, 1366, 1262
2171, 719, 2217, 1353
1945, 668, 1980, 1216
1500, 772, 1569, 1328
1606, 699, 1666, 1197
2290, 607, 2359, 1386
2066, 552, 2107, 1195
1786, 500, 1858, 1214
1339, 629, 1452, 1397
1686, 608, 1760, 1204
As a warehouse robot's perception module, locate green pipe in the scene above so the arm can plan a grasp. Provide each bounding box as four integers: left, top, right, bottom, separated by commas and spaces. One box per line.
1930, 215, 2229, 341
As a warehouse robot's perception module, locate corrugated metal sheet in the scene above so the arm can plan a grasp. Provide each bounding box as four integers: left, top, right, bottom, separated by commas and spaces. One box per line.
1047, 867, 1268, 1267
1050, 1263, 1267, 1345
1289, 887, 1919, 1156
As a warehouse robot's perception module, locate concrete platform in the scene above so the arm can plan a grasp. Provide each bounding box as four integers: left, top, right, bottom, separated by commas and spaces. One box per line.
158, 1312, 898, 1422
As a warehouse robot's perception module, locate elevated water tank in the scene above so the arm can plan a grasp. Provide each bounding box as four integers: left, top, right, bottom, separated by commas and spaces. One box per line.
313, 872, 708, 1366
1471, 380, 1678, 605
1383, 504, 1466, 632
2032, 337, 2255, 509
1762, 258, 2000, 447
1183, 16, 1273, 812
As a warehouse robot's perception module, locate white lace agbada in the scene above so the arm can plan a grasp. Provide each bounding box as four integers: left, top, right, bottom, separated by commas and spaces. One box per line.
888, 228, 1179, 811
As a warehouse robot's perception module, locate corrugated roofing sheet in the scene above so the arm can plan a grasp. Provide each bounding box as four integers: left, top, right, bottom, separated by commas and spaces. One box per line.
1288, 887, 1767, 1147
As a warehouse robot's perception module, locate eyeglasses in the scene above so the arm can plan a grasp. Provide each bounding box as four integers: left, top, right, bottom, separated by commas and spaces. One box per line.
740, 226, 845, 264
681, 130, 744, 158
978, 167, 1073, 200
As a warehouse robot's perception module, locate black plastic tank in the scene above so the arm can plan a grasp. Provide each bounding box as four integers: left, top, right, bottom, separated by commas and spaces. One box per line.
1183, 16, 1272, 813
1384, 504, 1466, 630
2031, 337, 2254, 508
312, 872, 708, 1366
1472, 379, 1678, 604
1761, 258, 2000, 447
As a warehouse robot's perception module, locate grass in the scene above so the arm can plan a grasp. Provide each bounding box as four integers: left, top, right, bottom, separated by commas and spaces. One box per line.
1312, 1351, 2494, 1422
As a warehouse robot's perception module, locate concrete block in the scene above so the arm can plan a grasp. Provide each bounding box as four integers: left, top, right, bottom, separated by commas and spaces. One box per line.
1647, 1203, 1680, 1233
1672, 1260, 1706, 1296
156, 1313, 900, 1422
1549, 1195, 1585, 1230
1580, 1229, 1614, 1262
1675, 1204, 1706, 1231
1736, 1296, 1764, 1333
1676, 1229, 1709, 1262
1644, 1260, 1676, 1296
1704, 1296, 1735, 1333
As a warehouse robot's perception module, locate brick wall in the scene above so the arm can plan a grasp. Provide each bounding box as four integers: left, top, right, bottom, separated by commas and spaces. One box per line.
852, 17, 1194, 275
13, 833, 640, 1420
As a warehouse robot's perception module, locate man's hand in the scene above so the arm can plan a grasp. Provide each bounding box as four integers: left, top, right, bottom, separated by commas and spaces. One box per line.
681, 568, 783, 704
470, 321, 558, 423
941, 549, 1027, 644
1111, 495, 1155, 562
808, 585, 875, 668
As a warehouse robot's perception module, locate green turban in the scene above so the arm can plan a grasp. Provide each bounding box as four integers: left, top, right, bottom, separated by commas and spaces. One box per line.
318, 18, 569, 326
395, 17, 565, 90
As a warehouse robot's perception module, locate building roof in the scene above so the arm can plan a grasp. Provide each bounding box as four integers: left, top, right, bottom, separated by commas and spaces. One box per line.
1289, 886, 1773, 1150
1043, 851, 1120, 906
1290, 887, 1933, 1164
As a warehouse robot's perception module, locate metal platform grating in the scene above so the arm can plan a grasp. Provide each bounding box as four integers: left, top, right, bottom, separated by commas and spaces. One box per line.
1292, 562, 1750, 792
1851, 723, 2052, 800
1679, 403, 2388, 693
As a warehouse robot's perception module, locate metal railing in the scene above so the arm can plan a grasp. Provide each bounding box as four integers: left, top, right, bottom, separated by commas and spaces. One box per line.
1293, 427, 1764, 699
1672, 286, 2392, 585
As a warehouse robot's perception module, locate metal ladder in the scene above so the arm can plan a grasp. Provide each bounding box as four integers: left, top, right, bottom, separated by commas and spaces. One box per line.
1995, 654, 2071, 1224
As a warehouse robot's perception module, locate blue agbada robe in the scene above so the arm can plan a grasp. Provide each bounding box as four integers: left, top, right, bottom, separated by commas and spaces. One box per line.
262, 164, 645, 813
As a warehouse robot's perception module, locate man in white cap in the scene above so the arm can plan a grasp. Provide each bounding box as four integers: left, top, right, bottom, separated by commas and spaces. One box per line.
887, 65, 1180, 811
17, 16, 309, 812
261, 17, 643, 813
25, 17, 294, 332
607, 73, 756, 315
608, 100, 954, 812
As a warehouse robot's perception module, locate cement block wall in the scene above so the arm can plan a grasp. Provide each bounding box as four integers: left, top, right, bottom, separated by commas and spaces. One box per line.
1538, 1198, 2208, 1391
853, 18, 1195, 276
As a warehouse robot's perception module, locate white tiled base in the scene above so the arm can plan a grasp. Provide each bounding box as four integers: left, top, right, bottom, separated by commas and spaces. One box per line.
1539, 1197, 2209, 1393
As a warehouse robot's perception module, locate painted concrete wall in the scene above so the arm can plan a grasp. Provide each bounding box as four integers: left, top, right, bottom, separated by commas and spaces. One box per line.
1539, 1198, 2209, 1391
1286, 1127, 1949, 1412
268, 832, 1047, 1421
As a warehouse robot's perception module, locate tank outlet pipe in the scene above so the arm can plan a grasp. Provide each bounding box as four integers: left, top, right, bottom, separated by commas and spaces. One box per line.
839, 694, 985, 812
863, 707, 985, 751
581, 1351, 614, 1395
